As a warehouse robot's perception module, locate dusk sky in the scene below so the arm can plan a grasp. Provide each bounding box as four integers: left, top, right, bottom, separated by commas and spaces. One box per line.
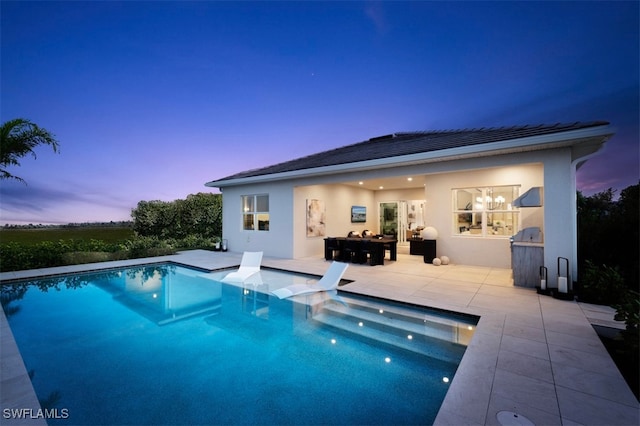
1, 1, 638, 225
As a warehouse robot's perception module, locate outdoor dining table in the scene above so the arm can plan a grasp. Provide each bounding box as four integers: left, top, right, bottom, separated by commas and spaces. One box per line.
324, 237, 397, 265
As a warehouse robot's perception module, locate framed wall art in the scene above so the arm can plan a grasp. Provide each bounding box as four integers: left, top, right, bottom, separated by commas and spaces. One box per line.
306, 199, 326, 237
351, 205, 366, 223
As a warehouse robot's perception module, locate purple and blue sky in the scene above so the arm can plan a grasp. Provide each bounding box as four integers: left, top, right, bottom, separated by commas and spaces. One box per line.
1, 1, 638, 225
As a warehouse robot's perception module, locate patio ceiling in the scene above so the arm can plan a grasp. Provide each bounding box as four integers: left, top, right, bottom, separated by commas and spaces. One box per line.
342, 174, 426, 191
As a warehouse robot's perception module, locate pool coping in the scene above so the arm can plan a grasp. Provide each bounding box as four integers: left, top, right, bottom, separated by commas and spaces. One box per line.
1, 250, 638, 425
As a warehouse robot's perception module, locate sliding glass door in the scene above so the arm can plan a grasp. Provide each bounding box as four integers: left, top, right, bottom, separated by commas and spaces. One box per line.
379, 201, 409, 243
380, 200, 425, 244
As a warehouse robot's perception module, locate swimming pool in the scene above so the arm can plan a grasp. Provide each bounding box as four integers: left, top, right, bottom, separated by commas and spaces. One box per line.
1, 263, 478, 425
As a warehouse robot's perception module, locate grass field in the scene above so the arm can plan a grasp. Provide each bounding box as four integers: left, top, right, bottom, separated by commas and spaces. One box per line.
0, 227, 135, 245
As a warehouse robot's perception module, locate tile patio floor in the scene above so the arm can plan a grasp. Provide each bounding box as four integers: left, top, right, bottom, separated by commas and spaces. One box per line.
1, 250, 638, 425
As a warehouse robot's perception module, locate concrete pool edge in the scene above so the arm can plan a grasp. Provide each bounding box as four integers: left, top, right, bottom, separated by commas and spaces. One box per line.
0, 305, 46, 426
0, 254, 193, 425
1, 250, 638, 426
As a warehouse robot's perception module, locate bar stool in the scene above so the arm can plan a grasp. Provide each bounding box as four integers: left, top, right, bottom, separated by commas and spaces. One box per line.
359, 239, 375, 265
325, 237, 341, 261
343, 239, 361, 263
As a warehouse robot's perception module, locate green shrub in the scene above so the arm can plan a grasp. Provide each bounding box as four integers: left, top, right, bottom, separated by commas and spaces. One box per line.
0, 238, 161, 272
31, 241, 67, 268
131, 193, 222, 239
579, 260, 627, 305
121, 236, 176, 258
61, 252, 113, 265
614, 290, 640, 333
175, 235, 219, 250
0, 241, 65, 271
612, 290, 639, 389
578, 185, 639, 293
0, 233, 223, 272
0, 242, 29, 271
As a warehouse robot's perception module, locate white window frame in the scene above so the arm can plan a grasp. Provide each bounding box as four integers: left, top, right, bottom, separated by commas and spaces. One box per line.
242, 194, 269, 231
452, 186, 520, 238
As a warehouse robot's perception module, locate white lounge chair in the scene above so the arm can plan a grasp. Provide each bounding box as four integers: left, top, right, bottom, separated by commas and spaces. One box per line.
221, 251, 263, 283
271, 261, 349, 299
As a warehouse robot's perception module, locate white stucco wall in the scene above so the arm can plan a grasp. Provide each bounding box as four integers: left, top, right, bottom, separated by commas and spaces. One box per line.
542, 148, 577, 286
218, 148, 580, 275
423, 163, 543, 268
293, 184, 376, 258
220, 181, 294, 258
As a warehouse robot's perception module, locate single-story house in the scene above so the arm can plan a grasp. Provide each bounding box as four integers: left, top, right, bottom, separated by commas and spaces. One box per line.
205, 121, 614, 288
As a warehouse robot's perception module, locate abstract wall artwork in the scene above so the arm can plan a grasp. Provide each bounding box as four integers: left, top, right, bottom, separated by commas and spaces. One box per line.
306, 199, 326, 237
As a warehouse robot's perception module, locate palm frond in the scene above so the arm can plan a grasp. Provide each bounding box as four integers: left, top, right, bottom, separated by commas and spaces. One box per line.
0, 118, 60, 183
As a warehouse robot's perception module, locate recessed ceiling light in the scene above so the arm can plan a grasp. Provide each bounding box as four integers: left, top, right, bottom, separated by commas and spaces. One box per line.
407, 177, 413, 181
358, 181, 364, 185
379, 186, 384, 189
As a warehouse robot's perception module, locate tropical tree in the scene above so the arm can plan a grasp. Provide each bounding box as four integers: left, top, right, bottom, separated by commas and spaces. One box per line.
0, 118, 60, 183
577, 183, 639, 298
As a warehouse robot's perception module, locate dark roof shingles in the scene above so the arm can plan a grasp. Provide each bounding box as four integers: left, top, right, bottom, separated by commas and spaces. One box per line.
213, 121, 609, 182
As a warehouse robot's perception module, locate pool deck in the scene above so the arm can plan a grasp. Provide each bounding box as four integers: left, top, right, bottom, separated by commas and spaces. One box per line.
1, 249, 638, 425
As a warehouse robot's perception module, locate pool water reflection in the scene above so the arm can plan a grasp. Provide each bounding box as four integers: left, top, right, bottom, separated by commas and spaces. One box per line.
2, 263, 477, 425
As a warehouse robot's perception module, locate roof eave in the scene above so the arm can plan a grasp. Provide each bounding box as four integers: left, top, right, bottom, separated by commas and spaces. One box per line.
205, 124, 614, 189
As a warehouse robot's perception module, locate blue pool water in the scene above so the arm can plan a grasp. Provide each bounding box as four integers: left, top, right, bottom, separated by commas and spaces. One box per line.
1, 263, 477, 425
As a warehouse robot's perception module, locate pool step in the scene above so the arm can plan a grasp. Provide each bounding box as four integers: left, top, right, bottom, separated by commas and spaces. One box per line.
325, 296, 475, 344
311, 300, 472, 362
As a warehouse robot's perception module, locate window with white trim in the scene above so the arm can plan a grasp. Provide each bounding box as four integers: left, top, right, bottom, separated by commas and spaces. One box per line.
242, 194, 269, 231
453, 186, 520, 237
